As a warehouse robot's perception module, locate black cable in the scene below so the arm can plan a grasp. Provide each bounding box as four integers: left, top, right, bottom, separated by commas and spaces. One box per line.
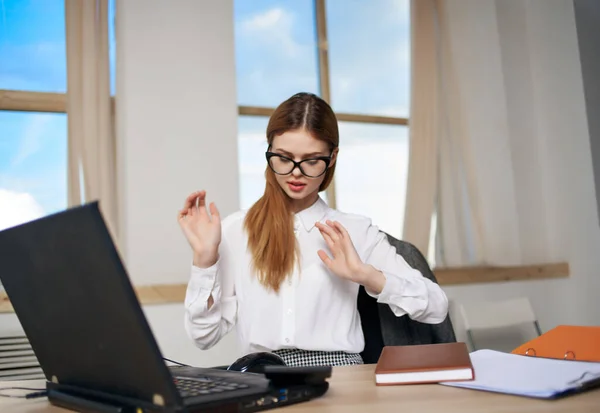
163, 357, 190, 367
0, 386, 47, 399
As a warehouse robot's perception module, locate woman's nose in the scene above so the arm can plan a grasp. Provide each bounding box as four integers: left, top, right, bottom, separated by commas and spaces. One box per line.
291, 165, 303, 177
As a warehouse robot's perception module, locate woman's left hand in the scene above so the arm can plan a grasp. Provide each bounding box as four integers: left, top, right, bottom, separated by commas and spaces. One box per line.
316, 220, 387, 293
315, 220, 367, 283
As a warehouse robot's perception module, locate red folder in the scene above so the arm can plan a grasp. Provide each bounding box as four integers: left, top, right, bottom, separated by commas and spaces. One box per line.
511, 325, 600, 362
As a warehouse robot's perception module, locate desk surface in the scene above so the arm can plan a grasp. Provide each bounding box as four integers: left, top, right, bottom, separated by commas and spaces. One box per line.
1, 364, 599, 412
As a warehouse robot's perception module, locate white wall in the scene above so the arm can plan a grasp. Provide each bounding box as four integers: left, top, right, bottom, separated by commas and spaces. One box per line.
116, 0, 240, 366
444, 0, 600, 345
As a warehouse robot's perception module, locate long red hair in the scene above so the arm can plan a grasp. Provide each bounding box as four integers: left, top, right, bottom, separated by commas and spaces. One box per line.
244, 93, 339, 292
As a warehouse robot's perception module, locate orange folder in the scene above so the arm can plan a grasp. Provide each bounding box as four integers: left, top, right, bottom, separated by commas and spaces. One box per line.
512, 325, 600, 362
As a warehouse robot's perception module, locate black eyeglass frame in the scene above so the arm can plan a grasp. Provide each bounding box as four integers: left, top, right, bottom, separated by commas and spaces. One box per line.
265, 147, 334, 178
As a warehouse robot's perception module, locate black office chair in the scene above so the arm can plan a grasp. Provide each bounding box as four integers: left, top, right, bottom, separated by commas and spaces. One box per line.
357, 232, 457, 364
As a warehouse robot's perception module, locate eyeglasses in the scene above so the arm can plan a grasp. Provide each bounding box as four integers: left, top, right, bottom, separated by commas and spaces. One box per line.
265, 150, 332, 178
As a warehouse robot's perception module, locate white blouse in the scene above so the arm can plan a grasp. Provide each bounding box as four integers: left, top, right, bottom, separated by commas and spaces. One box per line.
184, 197, 449, 356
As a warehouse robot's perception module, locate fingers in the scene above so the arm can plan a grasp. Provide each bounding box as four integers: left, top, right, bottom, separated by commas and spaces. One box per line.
317, 250, 333, 269
195, 192, 211, 219
319, 227, 335, 252
177, 191, 221, 227
330, 220, 349, 239
326, 220, 343, 237
196, 191, 207, 210
209, 202, 221, 223
183, 190, 204, 210
181, 190, 214, 220
315, 221, 339, 242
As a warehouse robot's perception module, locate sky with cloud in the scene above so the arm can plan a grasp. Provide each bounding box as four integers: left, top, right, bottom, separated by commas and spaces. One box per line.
0, 0, 410, 237
0, 0, 68, 231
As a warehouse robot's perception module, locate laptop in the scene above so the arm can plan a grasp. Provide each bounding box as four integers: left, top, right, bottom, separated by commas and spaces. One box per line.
0, 202, 330, 412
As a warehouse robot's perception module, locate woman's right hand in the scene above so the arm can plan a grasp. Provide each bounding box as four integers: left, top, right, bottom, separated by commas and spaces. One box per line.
178, 190, 221, 268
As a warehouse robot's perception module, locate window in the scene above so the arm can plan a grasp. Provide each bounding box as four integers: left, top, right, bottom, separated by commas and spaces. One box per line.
335, 123, 409, 237
326, 0, 410, 118
237, 116, 270, 210
0, 0, 67, 93
0, 0, 116, 231
234, 0, 410, 238
0, 112, 67, 230
234, 0, 319, 108
109, 0, 117, 95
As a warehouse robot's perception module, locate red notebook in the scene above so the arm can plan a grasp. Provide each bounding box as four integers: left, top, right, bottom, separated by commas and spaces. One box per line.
374, 343, 474, 386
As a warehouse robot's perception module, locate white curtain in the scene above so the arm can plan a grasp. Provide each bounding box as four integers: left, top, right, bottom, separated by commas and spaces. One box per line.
65, 0, 118, 238
404, 0, 571, 268
402, 0, 439, 259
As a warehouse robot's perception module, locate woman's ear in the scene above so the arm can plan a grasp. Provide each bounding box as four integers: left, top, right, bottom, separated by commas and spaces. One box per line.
330, 147, 339, 167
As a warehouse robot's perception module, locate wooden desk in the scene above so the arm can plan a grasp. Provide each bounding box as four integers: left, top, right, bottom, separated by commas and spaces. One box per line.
1, 364, 599, 412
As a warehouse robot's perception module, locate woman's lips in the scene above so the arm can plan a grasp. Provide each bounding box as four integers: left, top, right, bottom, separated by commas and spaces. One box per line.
288, 181, 306, 192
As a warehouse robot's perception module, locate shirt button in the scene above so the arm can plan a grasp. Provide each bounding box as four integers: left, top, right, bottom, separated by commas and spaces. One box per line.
285, 338, 290, 344
287, 309, 293, 315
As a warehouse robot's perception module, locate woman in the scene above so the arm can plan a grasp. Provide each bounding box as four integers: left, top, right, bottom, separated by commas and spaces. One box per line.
178, 92, 448, 367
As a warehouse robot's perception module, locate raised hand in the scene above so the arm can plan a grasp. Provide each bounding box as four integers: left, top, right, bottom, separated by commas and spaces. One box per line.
315, 220, 365, 282
315, 220, 386, 293
178, 190, 221, 268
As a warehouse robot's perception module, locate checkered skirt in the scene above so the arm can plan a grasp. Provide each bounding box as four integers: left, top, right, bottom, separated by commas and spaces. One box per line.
272, 349, 364, 367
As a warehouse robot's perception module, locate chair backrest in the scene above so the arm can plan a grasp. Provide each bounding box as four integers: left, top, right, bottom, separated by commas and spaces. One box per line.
357, 232, 457, 364
357, 285, 385, 363
458, 297, 538, 330
456, 297, 542, 351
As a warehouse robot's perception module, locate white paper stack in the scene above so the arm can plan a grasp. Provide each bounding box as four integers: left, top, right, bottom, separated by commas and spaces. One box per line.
440, 349, 600, 398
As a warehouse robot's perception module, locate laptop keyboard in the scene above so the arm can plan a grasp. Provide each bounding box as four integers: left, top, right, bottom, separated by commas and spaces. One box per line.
174, 376, 250, 398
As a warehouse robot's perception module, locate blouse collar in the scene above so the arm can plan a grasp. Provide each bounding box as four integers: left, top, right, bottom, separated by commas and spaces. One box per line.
295, 196, 329, 232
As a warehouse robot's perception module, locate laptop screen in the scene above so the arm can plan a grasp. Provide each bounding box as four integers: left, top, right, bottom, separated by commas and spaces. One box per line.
0, 202, 181, 407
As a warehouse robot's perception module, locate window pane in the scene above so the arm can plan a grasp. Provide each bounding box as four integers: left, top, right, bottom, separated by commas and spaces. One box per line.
109, 0, 117, 95
335, 123, 409, 239
234, 0, 319, 107
238, 116, 269, 210
0, 112, 67, 231
0, 0, 67, 92
326, 0, 410, 118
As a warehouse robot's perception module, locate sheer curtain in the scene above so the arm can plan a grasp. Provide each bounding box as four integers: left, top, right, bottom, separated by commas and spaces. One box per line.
402, 0, 439, 259
65, 0, 118, 238
403, 0, 571, 268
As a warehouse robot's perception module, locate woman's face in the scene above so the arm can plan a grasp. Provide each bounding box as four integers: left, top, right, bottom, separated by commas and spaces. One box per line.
269, 129, 336, 210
